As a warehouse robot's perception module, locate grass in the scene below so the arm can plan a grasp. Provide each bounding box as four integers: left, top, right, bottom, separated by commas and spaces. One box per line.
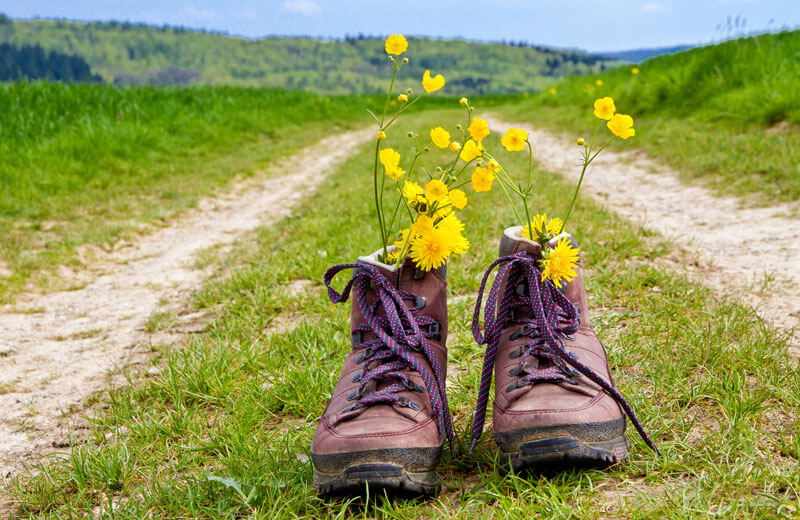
8, 109, 798, 518
500, 30, 800, 204
0, 82, 370, 300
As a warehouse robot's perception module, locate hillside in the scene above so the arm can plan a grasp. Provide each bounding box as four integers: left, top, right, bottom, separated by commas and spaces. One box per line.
506, 30, 800, 202
0, 18, 619, 94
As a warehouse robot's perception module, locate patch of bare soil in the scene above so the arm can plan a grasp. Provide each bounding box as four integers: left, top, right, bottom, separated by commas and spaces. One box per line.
486, 116, 800, 360
0, 128, 371, 501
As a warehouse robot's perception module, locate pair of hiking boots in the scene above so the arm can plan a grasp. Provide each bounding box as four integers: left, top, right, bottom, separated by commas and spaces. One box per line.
311, 227, 659, 495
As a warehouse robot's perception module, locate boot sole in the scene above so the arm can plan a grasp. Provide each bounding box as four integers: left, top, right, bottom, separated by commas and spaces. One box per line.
495, 417, 629, 473
311, 445, 441, 496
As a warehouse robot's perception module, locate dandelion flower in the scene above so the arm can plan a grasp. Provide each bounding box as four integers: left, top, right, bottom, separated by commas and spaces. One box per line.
448, 189, 467, 209
468, 117, 490, 142
379, 148, 401, 170
593, 97, 616, 120
423, 70, 445, 93
471, 166, 495, 192
460, 139, 483, 161
437, 214, 469, 254
449, 141, 462, 153
608, 113, 635, 139
412, 214, 434, 237
410, 227, 451, 271
402, 180, 424, 203
425, 179, 448, 202
541, 236, 580, 288
501, 128, 528, 152
385, 34, 408, 55
547, 217, 564, 234
430, 126, 450, 148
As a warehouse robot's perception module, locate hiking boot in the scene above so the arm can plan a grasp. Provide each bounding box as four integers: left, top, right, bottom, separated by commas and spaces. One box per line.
469, 226, 659, 472
311, 249, 452, 496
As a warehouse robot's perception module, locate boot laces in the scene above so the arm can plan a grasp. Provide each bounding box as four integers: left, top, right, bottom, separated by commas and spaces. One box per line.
324, 263, 454, 447
469, 252, 660, 456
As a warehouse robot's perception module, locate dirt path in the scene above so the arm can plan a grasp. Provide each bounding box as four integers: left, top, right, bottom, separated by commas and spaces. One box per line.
486, 116, 800, 359
0, 127, 372, 488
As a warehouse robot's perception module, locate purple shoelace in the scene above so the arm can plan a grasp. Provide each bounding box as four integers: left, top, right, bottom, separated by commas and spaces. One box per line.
469, 252, 661, 456
324, 263, 454, 448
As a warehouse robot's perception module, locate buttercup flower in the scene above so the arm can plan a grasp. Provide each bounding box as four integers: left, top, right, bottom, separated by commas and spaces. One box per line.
468, 117, 490, 142
593, 97, 616, 120
385, 166, 405, 180
422, 70, 445, 93
425, 179, 448, 202
549, 87, 557, 94
501, 128, 528, 152
540, 236, 580, 288
487, 159, 500, 172
459, 97, 469, 106
398, 94, 408, 103
410, 226, 451, 271
460, 139, 483, 161
449, 141, 462, 153
595, 79, 603, 86
376, 130, 386, 140
608, 113, 635, 139
632, 67, 640, 75
412, 214, 434, 236
379, 148, 401, 170
402, 180, 424, 203
471, 166, 495, 192
448, 189, 467, 209
385, 34, 408, 55
430, 126, 450, 148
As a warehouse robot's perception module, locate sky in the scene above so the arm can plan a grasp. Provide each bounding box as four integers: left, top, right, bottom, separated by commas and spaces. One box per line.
1, 0, 798, 52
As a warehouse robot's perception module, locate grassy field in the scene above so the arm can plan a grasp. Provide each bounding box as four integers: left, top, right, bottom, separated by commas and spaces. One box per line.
9, 109, 797, 518
502, 30, 800, 204
0, 82, 371, 300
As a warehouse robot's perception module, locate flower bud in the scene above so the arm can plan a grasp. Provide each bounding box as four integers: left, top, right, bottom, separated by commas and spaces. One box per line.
402, 58, 409, 64
407, 131, 414, 138
377, 130, 387, 140
389, 55, 395, 62
424, 146, 430, 152
406, 88, 413, 95
435, 166, 443, 172
468, 107, 474, 112
455, 124, 462, 131
449, 142, 462, 153
577, 137, 585, 146
398, 94, 408, 103
459, 97, 468, 106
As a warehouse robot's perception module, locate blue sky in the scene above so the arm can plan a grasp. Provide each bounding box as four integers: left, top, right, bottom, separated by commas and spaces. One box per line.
1, 0, 798, 51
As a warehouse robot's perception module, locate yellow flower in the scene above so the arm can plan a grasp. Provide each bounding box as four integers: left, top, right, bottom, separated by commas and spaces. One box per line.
379, 148, 400, 170
577, 137, 585, 146
468, 117, 490, 142
385, 166, 404, 180
547, 217, 564, 234
437, 213, 469, 254
398, 94, 408, 103
541, 237, 580, 288
522, 214, 565, 240
412, 215, 434, 236
430, 126, 450, 148
608, 113, 635, 139
385, 34, 408, 55
487, 159, 500, 172
549, 87, 557, 94
402, 180, 424, 203
593, 97, 616, 120
376, 130, 386, 140
423, 70, 445, 93
393, 228, 410, 251
410, 227, 451, 271
425, 179, 448, 202
448, 189, 467, 209
501, 128, 528, 152
471, 166, 495, 192
595, 79, 603, 86
460, 139, 483, 161
449, 141, 461, 153
632, 67, 640, 75
459, 97, 469, 106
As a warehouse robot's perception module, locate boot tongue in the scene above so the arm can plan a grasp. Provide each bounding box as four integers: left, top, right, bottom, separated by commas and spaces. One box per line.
499, 225, 543, 258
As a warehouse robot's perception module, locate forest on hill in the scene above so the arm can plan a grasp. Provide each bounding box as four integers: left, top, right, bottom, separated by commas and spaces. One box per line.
0, 16, 619, 94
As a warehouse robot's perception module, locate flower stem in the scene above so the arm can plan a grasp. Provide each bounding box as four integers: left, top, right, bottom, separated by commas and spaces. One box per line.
373, 140, 388, 255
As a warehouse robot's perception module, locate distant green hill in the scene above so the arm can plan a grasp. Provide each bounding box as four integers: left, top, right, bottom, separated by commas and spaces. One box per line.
0, 17, 619, 94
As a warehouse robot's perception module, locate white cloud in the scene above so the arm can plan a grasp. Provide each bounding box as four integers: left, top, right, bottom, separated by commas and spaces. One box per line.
183, 6, 217, 19
281, 0, 322, 16
641, 2, 667, 12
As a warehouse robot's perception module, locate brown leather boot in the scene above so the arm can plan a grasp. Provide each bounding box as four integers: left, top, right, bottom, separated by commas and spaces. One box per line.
469, 226, 659, 472
311, 250, 452, 495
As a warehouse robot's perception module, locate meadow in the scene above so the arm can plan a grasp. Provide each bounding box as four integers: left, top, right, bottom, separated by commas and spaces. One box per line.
0, 82, 367, 299
9, 109, 798, 518
504, 30, 800, 204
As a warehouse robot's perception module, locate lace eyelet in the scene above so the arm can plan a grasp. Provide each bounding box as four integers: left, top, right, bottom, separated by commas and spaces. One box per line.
352, 373, 362, 382
509, 346, 524, 359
